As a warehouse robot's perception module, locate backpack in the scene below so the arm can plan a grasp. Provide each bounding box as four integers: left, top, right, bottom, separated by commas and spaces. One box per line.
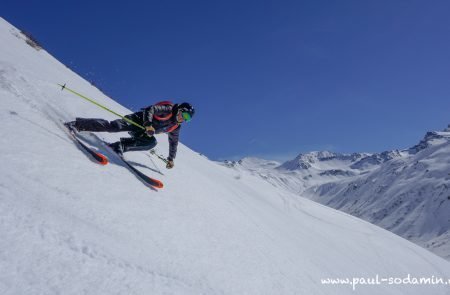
142, 101, 180, 133
142, 101, 174, 121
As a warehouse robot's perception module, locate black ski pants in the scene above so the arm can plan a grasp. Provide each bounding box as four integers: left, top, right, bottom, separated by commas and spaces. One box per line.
74, 118, 157, 152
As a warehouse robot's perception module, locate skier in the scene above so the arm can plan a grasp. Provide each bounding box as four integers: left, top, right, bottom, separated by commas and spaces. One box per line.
66, 102, 195, 169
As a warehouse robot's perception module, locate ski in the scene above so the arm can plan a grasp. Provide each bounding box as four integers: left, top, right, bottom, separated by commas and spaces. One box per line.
63, 122, 162, 189
88, 133, 164, 189
63, 122, 109, 165
117, 156, 164, 189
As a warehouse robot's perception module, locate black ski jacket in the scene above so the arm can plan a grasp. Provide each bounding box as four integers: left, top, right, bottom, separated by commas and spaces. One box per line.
128, 103, 181, 161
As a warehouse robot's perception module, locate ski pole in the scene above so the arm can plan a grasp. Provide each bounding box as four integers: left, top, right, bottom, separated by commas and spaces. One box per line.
58, 83, 145, 130
150, 149, 168, 164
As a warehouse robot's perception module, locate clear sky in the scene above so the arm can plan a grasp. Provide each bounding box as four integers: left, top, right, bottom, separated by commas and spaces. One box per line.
3, 0, 450, 161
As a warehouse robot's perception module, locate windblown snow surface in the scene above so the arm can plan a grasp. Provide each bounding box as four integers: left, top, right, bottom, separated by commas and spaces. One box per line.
2, 17, 450, 295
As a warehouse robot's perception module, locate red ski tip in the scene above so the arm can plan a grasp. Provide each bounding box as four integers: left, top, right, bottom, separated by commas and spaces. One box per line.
95, 153, 109, 165
151, 179, 164, 189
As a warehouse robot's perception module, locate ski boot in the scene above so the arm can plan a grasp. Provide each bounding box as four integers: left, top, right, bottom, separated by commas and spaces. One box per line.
108, 141, 124, 155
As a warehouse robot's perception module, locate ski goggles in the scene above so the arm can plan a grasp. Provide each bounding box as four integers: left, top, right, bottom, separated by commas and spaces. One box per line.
182, 112, 192, 122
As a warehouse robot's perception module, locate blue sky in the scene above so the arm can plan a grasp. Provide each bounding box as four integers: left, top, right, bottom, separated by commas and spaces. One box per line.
3, 0, 450, 161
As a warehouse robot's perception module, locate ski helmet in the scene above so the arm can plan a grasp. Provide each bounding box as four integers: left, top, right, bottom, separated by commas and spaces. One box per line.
178, 102, 195, 122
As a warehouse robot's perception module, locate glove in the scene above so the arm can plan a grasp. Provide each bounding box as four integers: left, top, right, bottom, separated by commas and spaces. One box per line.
166, 159, 175, 169
145, 125, 155, 136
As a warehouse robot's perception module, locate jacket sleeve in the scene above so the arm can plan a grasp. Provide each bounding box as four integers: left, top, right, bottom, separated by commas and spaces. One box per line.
143, 104, 173, 126
168, 125, 181, 161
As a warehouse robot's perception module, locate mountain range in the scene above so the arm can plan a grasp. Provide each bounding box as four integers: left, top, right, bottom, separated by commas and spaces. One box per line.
223, 125, 450, 260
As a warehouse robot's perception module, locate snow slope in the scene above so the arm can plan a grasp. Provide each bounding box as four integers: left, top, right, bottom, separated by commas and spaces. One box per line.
304, 128, 450, 260
2, 17, 450, 294
223, 128, 450, 261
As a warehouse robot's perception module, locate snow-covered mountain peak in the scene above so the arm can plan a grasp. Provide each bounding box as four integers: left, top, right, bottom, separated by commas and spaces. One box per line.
443, 124, 450, 133
408, 126, 450, 154
278, 150, 368, 171
223, 157, 280, 170
350, 149, 404, 170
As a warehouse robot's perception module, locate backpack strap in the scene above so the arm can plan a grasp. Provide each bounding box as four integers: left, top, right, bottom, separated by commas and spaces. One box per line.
166, 123, 180, 133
